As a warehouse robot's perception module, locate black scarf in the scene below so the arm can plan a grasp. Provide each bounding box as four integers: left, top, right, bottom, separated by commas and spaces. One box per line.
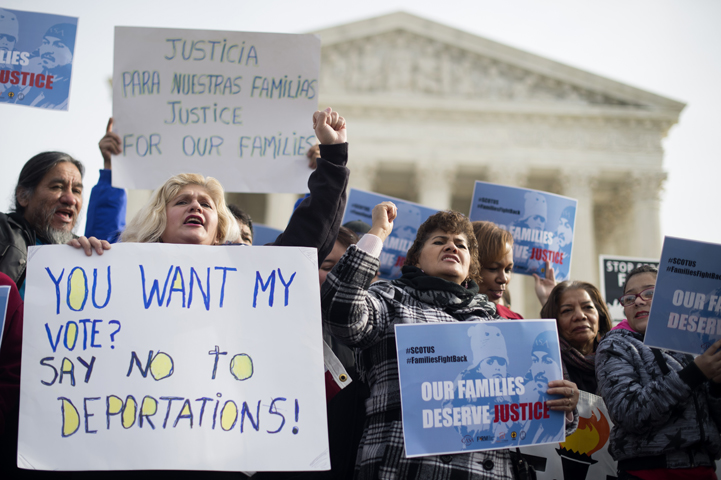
559, 336, 598, 393
392, 265, 497, 317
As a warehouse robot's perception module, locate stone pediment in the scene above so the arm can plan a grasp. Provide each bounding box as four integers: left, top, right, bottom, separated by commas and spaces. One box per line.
313, 12, 684, 119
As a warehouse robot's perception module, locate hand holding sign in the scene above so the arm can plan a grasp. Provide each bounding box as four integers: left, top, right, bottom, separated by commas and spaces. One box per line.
369, 201, 397, 242
313, 107, 346, 144
544, 379, 579, 414
694, 338, 721, 383
67, 236, 111, 256
533, 261, 557, 306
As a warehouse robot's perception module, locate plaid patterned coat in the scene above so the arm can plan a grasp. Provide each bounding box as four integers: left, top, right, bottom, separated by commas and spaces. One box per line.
321, 245, 574, 479
596, 327, 721, 470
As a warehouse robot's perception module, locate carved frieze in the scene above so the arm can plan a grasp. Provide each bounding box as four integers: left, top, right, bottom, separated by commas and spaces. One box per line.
320, 30, 640, 107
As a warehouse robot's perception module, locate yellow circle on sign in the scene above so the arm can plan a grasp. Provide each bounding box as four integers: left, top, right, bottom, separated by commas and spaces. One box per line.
230, 354, 253, 381
150, 352, 174, 380
60, 398, 79, 437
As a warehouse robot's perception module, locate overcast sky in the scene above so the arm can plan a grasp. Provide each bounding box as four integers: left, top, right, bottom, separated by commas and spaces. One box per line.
1, 0, 718, 247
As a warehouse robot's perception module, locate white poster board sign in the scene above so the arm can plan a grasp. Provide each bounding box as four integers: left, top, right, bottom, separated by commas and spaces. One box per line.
18, 244, 329, 471
112, 27, 320, 193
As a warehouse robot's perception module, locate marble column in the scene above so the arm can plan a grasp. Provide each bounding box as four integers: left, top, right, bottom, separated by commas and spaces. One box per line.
486, 166, 529, 188
486, 166, 531, 316
560, 171, 597, 283
126, 190, 153, 224
630, 171, 666, 258
349, 162, 378, 192
264, 193, 299, 230
416, 163, 456, 210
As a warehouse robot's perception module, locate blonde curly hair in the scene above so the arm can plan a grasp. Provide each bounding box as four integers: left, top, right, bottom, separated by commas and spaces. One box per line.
121, 173, 239, 244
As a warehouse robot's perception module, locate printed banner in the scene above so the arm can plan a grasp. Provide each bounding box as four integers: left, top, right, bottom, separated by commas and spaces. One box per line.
520, 391, 616, 480
395, 320, 565, 457
253, 224, 283, 246
112, 27, 320, 193
0, 8, 78, 110
0, 285, 10, 348
18, 244, 329, 471
599, 255, 659, 322
468, 181, 577, 281
342, 188, 437, 280
644, 236, 721, 355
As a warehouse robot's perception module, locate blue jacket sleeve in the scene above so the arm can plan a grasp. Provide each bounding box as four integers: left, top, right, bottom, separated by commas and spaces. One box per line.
84, 170, 127, 243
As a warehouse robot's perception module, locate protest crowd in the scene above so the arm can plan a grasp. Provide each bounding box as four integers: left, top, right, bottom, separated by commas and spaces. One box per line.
1, 9, 721, 480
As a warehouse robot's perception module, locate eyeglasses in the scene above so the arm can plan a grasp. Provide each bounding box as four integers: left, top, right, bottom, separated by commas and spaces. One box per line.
619, 287, 654, 307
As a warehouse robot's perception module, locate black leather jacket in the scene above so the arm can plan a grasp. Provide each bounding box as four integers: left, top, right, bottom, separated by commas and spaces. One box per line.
0, 212, 36, 290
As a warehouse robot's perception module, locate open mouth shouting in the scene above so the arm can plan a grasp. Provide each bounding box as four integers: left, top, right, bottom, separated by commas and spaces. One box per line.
53, 206, 75, 224
441, 254, 460, 263
184, 215, 205, 226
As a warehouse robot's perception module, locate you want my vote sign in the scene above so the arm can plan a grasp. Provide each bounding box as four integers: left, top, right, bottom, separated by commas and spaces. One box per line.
112, 27, 320, 193
18, 244, 329, 471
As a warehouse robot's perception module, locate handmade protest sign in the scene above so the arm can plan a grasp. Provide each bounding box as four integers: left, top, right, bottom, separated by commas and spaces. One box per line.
18, 244, 329, 471
0, 285, 9, 347
343, 188, 437, 280
0, 8, 78, 110
599, 255, 659, 322
469, 181, 577, 281
520, 391, 616, 480
112, 27, 320, 192
644, 237, 721, 355
395, 319, 565, 457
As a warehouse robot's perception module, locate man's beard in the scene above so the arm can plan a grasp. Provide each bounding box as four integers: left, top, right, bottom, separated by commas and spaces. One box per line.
31, 206, 77, 244
42, 225, 75, 245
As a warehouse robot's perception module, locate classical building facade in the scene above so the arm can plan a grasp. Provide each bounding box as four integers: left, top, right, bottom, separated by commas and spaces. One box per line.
128, 12, 684, 317
311, 12, 683, 316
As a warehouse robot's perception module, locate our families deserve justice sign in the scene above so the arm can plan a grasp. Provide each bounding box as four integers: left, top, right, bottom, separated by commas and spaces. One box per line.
395, 320, 565, 457
343, 188, 438, 280
18, 244, 329, 471
112, 27, 320, 193
0, 8, 78, 110
469, 181, 577, 282
645, 236, 721, 355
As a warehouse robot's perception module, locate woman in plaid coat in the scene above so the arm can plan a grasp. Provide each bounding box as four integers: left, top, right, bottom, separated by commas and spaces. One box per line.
321, 204, 579, 479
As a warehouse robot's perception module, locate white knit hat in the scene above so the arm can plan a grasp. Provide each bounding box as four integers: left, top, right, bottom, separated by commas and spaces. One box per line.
520, 192, 547, 223
467, 323, 508, 366
0, 9, 19, 42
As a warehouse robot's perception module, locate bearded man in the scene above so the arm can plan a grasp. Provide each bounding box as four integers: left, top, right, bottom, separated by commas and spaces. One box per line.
0, 152, 84, 297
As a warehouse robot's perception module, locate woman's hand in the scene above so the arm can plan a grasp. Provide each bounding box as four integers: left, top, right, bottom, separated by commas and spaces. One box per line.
368, 202, 397, 242
695, 338, 721, 383
546, 379, 579, 412
532, 261, 556, 307
312, 107, 346, 145
68, 236, 111, 256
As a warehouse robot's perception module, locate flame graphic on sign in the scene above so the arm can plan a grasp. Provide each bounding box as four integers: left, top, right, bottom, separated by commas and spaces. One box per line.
559, 409, 610, 456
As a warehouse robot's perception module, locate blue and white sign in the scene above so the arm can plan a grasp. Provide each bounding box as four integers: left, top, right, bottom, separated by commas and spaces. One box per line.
252, 224, 282, 246
343, 189, 437, 280
645, 237, 721, 355
469, 181, 577, 281
0, 285, 10, 348
0, 8, 78, 110
395, 320, 565, 457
